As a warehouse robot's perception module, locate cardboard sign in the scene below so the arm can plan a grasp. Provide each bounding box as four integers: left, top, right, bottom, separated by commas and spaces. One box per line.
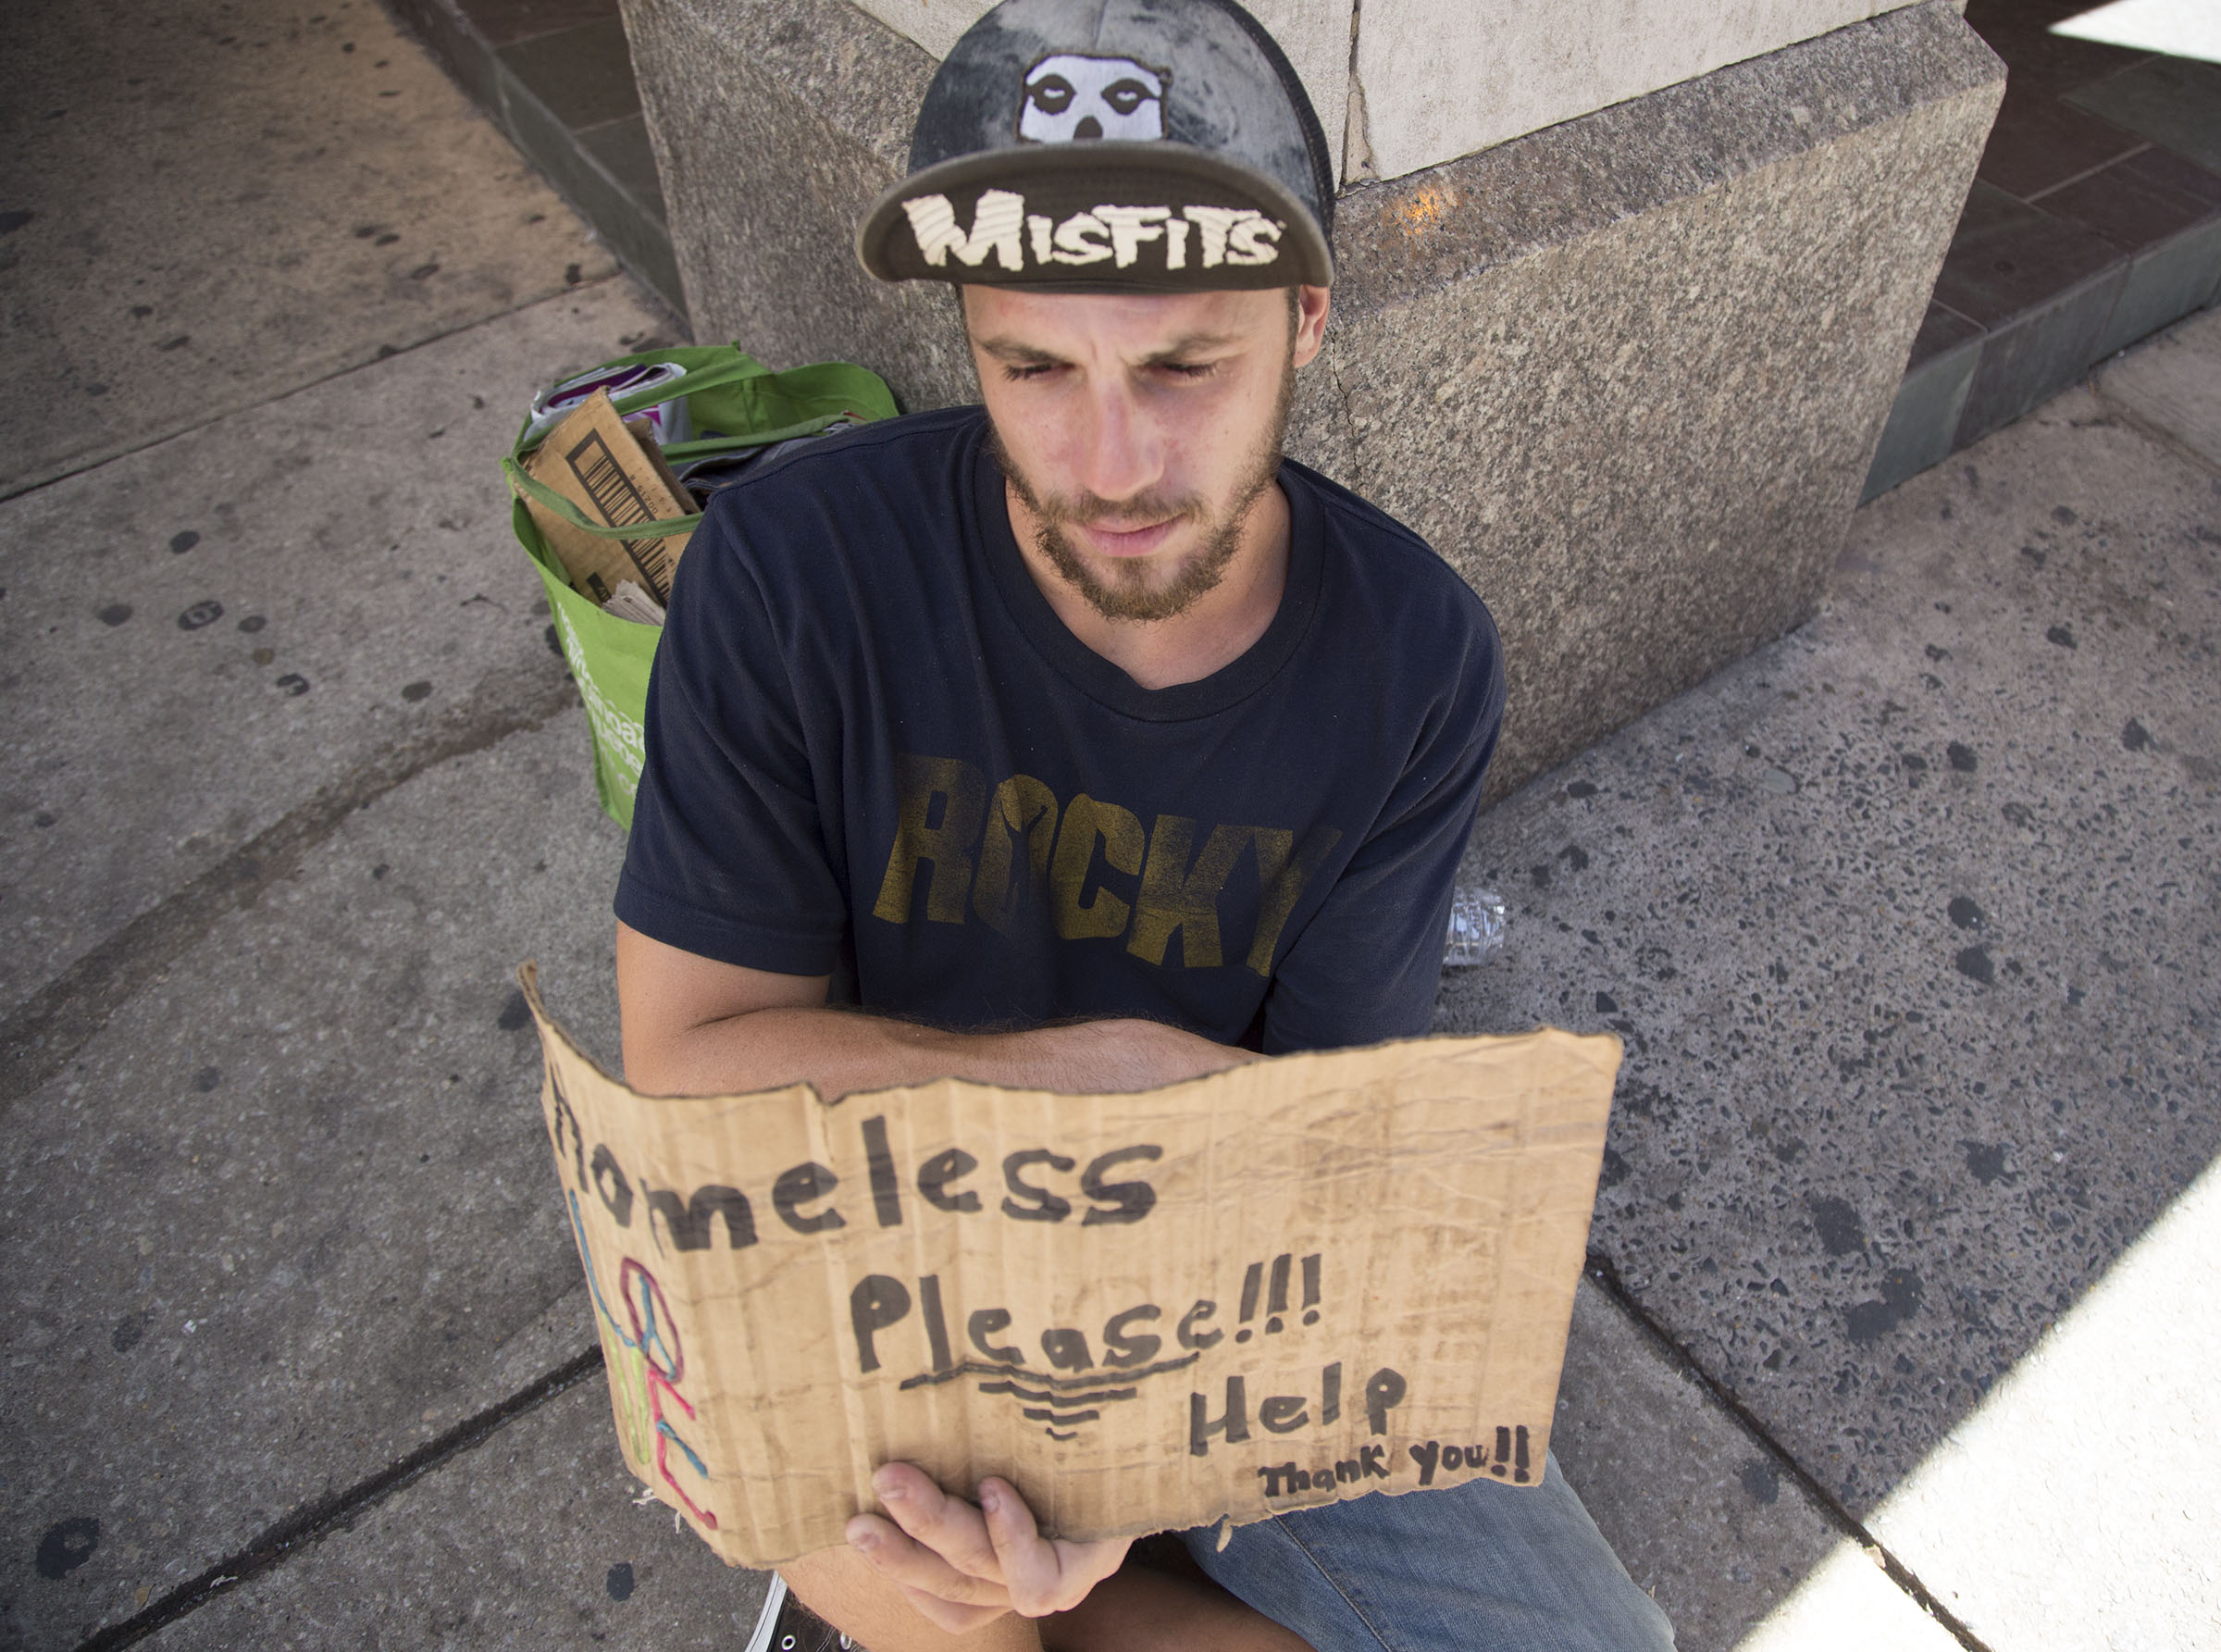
521, 391, 693, 605
520, 966, 1619, 1569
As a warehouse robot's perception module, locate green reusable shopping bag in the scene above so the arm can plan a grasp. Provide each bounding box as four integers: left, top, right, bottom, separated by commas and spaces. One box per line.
503, 345, 897, 827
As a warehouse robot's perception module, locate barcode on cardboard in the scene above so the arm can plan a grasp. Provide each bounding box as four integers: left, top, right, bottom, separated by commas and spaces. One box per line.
564, 429, 676, 602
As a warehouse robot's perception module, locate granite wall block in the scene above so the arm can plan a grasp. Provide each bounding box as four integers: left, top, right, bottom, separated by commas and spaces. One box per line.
1297, 4, 2002, 798
843, 0, 1353, 173
832, 0, 1924, 185
1351, 0, 1902, 181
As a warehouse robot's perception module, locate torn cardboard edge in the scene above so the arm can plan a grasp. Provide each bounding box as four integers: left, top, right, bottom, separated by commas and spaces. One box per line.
519, 963, 1619, 1569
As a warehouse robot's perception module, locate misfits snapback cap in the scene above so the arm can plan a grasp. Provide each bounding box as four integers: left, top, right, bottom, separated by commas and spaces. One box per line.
856, 0, 1335, 291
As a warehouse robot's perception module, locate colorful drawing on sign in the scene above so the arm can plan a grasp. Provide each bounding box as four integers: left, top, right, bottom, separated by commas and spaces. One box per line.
567, 1193, 652, 1462
564, 1187, 716, 1529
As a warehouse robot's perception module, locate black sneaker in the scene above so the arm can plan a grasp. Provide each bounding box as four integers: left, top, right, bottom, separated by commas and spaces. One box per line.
743, 1574, 858, 1652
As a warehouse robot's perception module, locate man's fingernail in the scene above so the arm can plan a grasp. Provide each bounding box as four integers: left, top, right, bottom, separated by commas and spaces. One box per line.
980, 1484, 1001, 1516
850, 1528, 878, 1551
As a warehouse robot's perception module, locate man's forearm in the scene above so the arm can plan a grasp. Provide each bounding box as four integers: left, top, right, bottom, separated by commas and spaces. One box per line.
626, 1003, 1255, 1101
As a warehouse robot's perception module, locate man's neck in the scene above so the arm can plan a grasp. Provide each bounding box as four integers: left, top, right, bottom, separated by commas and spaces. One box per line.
1004, 481, 1292, 691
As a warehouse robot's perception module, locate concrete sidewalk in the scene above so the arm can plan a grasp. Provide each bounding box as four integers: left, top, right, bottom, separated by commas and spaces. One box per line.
3, 3, 2215, 1648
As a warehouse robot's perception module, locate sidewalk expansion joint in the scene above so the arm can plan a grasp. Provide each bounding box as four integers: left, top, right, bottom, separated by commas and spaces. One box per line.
71, 1341, 605, 1651
2087, 381, 2221, 481
0, 682, 577, 1108
0, 275, 634, 506
1582, 1250, 2000, 1652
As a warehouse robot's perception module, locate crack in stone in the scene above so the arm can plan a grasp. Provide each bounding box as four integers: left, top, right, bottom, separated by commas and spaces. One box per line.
2087, 380, 2221, 482
0, 276, 634, 505
1582, 1251, 2000, 1652
0, 683, 577, 1107
70, 1344, 604, 1651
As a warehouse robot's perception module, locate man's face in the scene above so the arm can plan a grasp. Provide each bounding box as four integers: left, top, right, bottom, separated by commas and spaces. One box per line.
964, 283, 1328, 622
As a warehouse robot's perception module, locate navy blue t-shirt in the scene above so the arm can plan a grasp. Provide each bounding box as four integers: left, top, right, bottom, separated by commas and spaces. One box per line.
614, 407, 1504, 1055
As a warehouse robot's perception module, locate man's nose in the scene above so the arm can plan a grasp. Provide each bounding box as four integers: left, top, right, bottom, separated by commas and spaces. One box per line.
1072, 380, 1160, 508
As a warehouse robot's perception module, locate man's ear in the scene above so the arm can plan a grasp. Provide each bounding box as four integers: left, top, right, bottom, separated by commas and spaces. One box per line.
1292, 284, 1331, 368
949, 284, 981, 387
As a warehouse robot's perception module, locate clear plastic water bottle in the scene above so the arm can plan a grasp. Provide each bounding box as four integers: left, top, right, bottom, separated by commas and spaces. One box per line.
1443, 887, 1507, 967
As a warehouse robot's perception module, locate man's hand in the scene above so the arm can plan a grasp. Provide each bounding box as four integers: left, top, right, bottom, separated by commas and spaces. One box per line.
846, 1462, 1131, 1634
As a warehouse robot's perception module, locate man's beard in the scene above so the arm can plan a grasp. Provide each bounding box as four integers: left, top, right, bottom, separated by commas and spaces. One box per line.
989, 356, 1296, 624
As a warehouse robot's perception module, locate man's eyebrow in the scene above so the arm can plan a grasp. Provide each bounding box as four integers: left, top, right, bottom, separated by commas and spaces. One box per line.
974, 337, 1068, 365
1142, 331, 1241, 361
974, 331, 1247, 366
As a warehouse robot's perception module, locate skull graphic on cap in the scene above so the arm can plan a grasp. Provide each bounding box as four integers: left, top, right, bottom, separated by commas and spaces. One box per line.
1017, 54, 1166, 143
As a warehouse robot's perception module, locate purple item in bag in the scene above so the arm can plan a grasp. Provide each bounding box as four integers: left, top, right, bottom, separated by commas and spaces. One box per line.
522, 359, 694, 450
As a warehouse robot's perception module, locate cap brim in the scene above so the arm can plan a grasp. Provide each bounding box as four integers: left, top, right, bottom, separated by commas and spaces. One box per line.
857, 142, 1332, 290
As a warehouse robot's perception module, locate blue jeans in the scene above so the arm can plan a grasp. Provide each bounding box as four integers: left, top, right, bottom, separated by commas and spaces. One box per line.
1176, 1455, 1675, 1652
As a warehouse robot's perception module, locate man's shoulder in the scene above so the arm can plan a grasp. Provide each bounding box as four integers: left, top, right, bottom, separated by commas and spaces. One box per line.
1285, 458, 1497, 643
676, 405, 983, 603
707, 404, 983, 512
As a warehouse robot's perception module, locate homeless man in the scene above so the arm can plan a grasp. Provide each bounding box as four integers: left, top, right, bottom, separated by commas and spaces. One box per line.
612, 1, 1674, 1648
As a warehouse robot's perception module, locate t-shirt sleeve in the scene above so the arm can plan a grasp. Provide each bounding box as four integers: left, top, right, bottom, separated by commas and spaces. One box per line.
614, 506, 850, 975
1259, 597, 1505, 1055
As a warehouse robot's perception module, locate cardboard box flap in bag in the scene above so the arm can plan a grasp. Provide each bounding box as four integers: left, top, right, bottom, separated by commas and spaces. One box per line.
517, 964, 1619, 1570
522, 391, 694, 606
